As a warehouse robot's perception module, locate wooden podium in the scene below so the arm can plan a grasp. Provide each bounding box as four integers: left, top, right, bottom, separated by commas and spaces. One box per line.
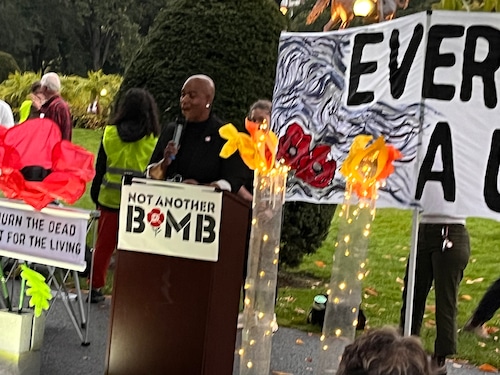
105, 191, 250, 375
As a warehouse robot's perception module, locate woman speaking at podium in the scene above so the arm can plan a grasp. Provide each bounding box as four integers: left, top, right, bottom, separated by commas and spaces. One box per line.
147, 74, 249, 193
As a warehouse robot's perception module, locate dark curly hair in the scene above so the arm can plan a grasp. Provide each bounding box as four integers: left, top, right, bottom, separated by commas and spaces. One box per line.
337, 326, 431, 375
111, 88, 160, 137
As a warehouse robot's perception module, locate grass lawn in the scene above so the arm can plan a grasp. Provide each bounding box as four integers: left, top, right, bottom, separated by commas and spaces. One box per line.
72, 128, 500, 368
278, 209, 500, 368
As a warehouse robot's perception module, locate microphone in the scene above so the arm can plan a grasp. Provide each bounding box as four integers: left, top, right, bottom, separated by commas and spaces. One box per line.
173, 122, 183, 146
170, 117, 184, 160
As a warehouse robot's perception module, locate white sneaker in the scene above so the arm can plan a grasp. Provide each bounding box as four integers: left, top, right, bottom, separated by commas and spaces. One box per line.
271, 313, 279, 333
237, 313, 244, 329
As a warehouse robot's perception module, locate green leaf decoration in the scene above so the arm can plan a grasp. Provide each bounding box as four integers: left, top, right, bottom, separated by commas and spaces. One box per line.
20, 265, 53, 317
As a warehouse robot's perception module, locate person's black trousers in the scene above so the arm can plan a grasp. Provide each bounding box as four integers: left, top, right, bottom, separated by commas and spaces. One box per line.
400, 223, 470, 357
470, 277, 500, 326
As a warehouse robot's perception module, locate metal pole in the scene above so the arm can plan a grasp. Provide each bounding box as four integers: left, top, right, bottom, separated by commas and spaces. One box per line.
403, 11, 431, 335
403, 208, 419, 335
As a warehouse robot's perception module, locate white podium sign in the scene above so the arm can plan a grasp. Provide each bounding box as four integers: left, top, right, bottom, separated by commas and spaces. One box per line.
0, 199, 90, 271
118, 178, 223, 262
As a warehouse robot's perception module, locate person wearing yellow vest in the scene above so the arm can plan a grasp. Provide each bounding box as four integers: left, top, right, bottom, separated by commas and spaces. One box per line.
18, 81, 43, 123
89, 88, 160, 303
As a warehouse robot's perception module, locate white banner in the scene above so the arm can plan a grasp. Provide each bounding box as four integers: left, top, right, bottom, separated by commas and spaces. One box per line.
0, 199, 90, 271
273, 11, 500, 221
118, 178, 223, 262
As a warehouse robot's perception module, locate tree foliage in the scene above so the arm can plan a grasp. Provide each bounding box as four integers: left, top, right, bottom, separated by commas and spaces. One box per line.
119, 0, 287, 127
0, 0, 168, 75
0, 51, 20, 84
0, 71, 122, 127
71, 0, 142, 72
433, 0, 499, 11
288, 0, 441, 31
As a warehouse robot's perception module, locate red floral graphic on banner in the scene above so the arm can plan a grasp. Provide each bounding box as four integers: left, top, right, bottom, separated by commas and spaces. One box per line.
277, 122, 336, 188
147, 208, 165, 236
276, 123, 312, 169
296, 145, 337, 188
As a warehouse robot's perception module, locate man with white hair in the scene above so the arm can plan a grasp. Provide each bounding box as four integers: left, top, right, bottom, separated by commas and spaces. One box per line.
0, 99, 14, 128
40, 72, 72, 140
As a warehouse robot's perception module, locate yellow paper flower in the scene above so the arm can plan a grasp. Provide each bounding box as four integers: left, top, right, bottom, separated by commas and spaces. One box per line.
219, 120, 279, 173
340, 135, 401, 199
219, 123, 257, 169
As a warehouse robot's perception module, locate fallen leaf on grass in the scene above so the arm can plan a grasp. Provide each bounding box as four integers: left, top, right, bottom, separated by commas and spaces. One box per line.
426, 305, 436, 313
466, 277, 484, 284
282, 296, 296, 303
460, 294, 472, 301
314, 261, 326, 268
399, 257, 407, 262
424, 319, 436, 328
396, 277, 404, 285
295, 308, 306, 314
486, 326, 499, 334
296, 338, 304, 345
478, 363, 498, 372
478, 341, 486, 347
364, 287, 378, 296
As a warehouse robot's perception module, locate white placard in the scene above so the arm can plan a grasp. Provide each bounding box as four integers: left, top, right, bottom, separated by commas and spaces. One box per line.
0, 199, 90, 271
118, 178, 223, 262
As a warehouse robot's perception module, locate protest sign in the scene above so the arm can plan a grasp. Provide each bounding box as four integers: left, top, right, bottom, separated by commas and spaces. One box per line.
0, 199, 90, 271
118, 178, 223, 262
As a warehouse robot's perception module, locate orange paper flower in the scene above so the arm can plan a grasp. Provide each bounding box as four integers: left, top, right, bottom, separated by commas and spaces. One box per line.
245, 118, 278, 172
340, 135, 401, 199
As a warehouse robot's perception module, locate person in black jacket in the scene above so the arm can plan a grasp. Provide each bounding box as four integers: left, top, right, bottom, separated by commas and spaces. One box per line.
148, 74, 249, 192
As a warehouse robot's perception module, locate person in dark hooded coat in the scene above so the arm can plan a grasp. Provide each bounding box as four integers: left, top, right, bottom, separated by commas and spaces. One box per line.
89, 88, 160, 303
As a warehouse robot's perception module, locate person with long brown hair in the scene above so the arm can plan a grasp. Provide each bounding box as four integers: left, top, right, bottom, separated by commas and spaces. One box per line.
89, 88, 160, 303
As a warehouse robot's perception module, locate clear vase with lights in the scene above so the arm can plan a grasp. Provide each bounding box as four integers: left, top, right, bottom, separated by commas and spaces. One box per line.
239, 166, 288, 375
218, 118, 287, 374
315, 135, 401, 374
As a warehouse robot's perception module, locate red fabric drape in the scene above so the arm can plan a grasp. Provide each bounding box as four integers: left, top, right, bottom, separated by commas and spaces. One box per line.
0, 118, 95, 210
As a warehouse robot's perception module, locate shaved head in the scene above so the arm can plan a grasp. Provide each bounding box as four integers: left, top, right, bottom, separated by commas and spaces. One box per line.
184, 74, 215, 103
180, 74, 216, 122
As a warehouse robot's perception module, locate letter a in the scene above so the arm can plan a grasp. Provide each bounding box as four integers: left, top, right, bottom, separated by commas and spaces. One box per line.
415, 122, 456, 201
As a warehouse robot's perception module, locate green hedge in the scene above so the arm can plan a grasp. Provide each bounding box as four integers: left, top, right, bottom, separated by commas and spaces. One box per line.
0, 51, 20, 84
280, 202, 337, 267
119, 0, 286, 128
